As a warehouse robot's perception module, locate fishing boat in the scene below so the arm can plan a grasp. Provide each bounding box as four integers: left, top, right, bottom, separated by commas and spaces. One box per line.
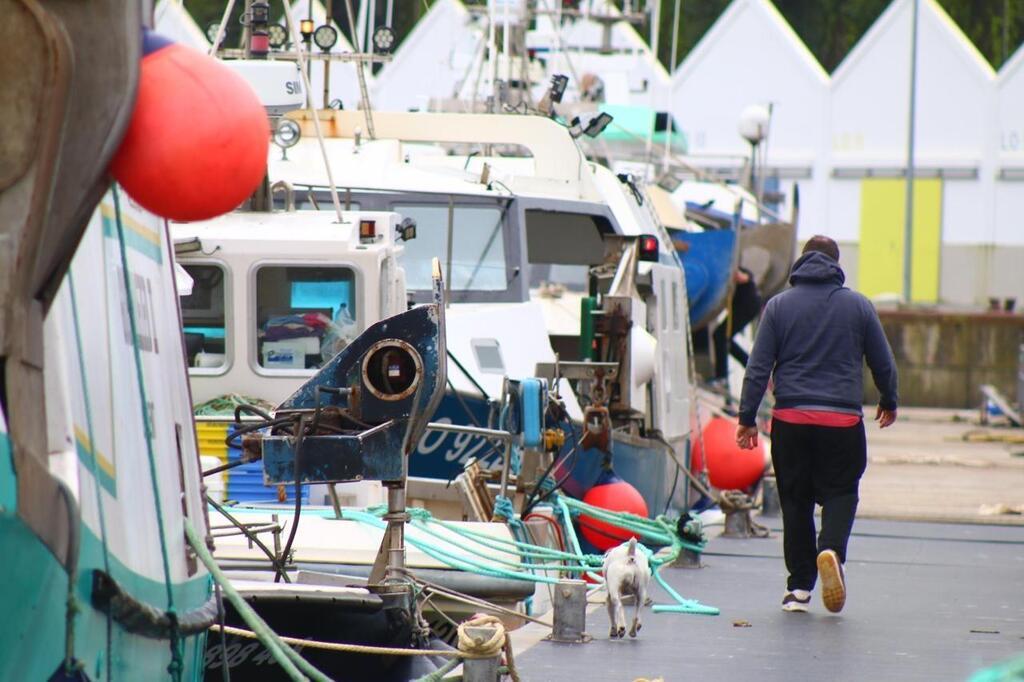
175, 104, 696, 522
372, 0, 670, 114
0, 5, 222, 678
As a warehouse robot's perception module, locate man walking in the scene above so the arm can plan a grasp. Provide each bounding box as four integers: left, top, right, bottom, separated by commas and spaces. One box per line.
736, 235, 898, 614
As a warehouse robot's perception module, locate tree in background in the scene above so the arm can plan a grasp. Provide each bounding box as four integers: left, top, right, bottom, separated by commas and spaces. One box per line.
651, 0, 1024, 72
183, 0, 1022, 72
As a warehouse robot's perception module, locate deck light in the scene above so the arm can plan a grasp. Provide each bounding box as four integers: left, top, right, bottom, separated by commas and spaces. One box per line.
267, 24, 288, 49
360, 219, 377, 243
250, 1, 269, 23
372, 26, 396, 53
273, 119, 301, 149
397, 217, 417, 242
313, 24, 338, 51
549, 74, 568, 103
638, 234, 659, 262
249, 1, 271, 57
569, 111, 614, 139
205, 22, 226, 49
583, 112, 613, 138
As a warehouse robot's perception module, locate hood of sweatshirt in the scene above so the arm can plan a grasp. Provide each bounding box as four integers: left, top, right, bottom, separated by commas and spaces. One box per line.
789, 251, 846, 287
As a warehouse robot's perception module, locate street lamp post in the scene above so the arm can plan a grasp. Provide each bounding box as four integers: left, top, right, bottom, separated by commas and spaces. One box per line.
903, 0, 920, 304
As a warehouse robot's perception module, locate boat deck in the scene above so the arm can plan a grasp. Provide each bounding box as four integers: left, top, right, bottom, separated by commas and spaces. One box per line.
513, 516, 1024, 681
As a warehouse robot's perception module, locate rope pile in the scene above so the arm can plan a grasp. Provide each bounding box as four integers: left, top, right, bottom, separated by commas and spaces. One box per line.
350, 497, 719, 616
457, 615, 505, 658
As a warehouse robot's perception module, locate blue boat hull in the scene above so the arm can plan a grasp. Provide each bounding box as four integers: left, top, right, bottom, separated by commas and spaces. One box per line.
669, 228, 737, 330
410, 392, 691, 515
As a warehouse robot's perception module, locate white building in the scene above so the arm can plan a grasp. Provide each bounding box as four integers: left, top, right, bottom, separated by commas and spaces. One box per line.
155, 0, 210, 51
993, 43, 1024, 302
827, 0, 996, 304
371, 0, 486, 112
668, 0, 829, 241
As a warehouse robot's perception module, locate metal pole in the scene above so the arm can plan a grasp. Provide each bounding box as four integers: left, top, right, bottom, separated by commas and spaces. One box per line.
549, 579, 587, 642
306, 0, 313, 86
242, 0, 253, 50
445, 196, 455, 308
903, 0, 919, 304
324, 0, 333, 109
662, 0, 681, 173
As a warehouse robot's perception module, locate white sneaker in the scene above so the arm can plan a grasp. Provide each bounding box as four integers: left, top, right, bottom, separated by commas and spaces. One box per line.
782, 589, 811, 612
817, 550, 846, 613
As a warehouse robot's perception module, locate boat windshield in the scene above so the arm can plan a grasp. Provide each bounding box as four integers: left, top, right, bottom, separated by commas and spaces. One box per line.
393, 203, 509, 292
524, 209, 612, 292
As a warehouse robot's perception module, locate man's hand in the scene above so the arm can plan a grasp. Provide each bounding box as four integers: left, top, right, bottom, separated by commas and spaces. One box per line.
875, 406, 897, 429
736, 425, 759, 450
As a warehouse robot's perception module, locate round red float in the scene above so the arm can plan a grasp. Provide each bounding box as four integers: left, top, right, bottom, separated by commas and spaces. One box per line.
579, 470, 648, 552
692, 416, 765, 491
110, 31, 269, 221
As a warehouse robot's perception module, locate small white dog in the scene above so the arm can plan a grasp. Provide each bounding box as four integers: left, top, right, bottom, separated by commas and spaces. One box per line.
603, 537, 650, 639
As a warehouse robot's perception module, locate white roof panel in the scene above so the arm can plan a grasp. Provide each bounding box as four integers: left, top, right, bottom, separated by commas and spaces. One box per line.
669, 0, 828, 161
830, 0, 994, 165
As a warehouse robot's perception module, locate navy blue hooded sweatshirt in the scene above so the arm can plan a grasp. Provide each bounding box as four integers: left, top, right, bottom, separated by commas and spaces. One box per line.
738, 251, 898, 427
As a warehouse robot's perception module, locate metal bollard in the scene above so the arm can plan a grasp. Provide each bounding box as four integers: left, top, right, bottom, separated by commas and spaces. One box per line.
548, 579, 588, 643
761, 475, 780, 517
671, 546, 703, 569
461, 625, 501, 682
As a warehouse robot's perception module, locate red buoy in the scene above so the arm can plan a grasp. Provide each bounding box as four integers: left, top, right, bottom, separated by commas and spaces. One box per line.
579, 470, 648, 552
110, 31, 269, 221
693, 416, 765, 490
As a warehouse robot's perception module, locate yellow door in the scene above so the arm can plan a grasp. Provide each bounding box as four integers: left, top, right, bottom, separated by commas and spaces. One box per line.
858, 178, 942, 302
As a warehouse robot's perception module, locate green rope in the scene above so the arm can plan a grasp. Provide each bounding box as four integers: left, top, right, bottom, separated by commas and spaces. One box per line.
194, 393, 276, 417
555, 497, 611, 583
344, 510, 565, 585
112, 186, 182, 679
185, 521, 329, 682
554, 496, 718, 614
350, 502, 718, 617
365, 506, 584, 563
67, 274, 114, 674
413, 656, 461, 682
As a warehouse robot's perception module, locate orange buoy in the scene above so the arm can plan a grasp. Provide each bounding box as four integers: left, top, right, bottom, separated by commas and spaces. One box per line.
579, 470, 648, 552
110, 30, 269, 221
693, 416, 765, 490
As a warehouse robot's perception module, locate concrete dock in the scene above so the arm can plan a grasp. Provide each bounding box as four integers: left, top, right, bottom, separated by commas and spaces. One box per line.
512, 409, 1024, 681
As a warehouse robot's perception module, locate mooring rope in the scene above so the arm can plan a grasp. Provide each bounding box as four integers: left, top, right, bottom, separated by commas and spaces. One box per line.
185, 521, 328, 682
113, 186, 184, 679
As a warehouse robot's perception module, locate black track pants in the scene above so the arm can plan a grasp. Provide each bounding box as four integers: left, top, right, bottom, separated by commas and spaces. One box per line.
770, 418, 867, 592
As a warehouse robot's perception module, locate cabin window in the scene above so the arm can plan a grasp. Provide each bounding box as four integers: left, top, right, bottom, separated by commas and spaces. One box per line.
181, 264, 228, 371
393, 203, 507, 292
525, 210, 611, 292
254, 265, 357, 371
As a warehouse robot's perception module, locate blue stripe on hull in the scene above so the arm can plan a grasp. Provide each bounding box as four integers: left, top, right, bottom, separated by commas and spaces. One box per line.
0, 512, 210, 681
